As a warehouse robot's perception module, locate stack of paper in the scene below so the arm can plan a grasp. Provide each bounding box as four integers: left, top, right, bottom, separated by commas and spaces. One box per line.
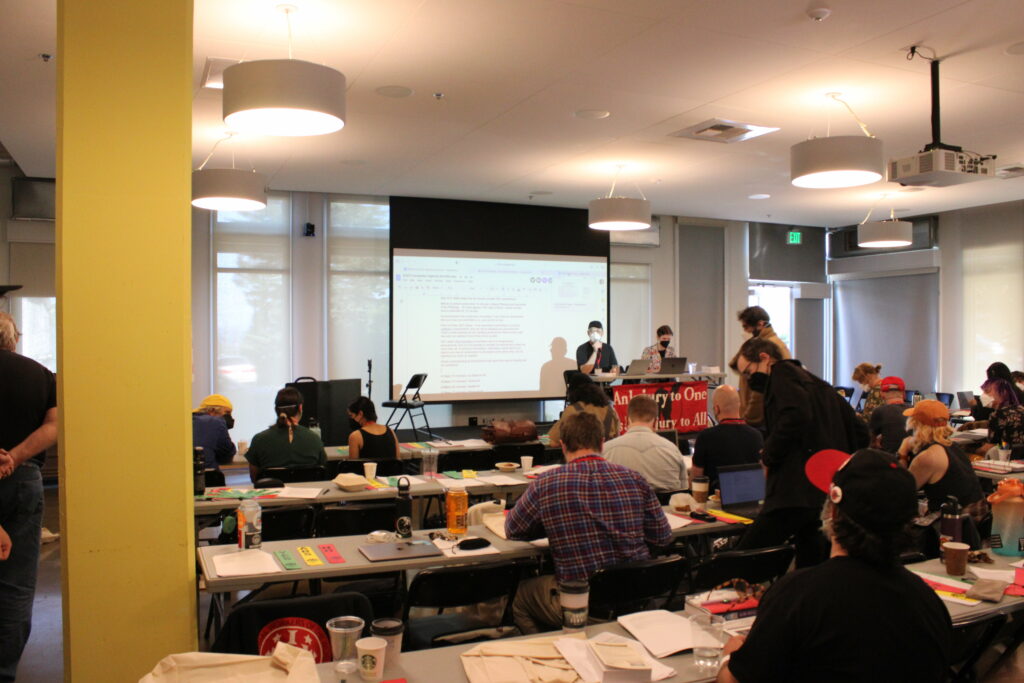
278, 487, 323, 499
477, 474, 526, 486
663, 512, 694, 530
616, 610, 693, 658
212, 549, 282, 577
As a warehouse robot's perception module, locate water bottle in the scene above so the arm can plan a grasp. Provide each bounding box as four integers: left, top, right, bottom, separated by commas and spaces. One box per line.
193, 447, 206, 496
446, 484, 468, 536
938, 495, 962, 556
238, 499, 262, 549
395, 476, 413, 539
308, 416, 322, 440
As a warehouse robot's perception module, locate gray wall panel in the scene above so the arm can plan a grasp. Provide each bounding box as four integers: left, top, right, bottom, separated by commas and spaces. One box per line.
678, 224, 724, 369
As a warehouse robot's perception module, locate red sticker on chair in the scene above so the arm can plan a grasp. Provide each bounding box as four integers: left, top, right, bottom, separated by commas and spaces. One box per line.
257, 616, 332, 663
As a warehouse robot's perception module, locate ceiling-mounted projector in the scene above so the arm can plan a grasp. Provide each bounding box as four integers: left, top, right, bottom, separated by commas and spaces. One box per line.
889, 149, 994, 186
889, 47, 996, 187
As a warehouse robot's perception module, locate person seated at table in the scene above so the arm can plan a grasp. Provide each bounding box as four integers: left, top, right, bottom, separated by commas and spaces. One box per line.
575, 320, 619, 375
969, 378, 1024, 460
546, 374, 621, 446
691, 385, 762, 491
868, 376, 910, 454
244, 387, 325, 482
192, 393, 236, 470
966, 361, 1024, 422
347, 396, 400, 460
639, 325, 677, 373
718, 448, 952, 683
603, 394, 687, 492
897, 400, 987, 524
506, 411, 671, 633
851, 362, 884, 422
1012, 370, 1024, 394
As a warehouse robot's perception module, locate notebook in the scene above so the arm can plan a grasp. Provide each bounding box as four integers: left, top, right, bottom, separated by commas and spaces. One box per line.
718, 464, 765, 518
658, 357, 689, 375
357, 540, 444, 562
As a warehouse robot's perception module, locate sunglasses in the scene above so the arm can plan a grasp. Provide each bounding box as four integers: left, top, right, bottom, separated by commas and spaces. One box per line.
704, 578, 768, 610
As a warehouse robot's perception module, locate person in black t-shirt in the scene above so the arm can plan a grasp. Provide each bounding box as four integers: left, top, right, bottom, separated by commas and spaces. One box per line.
868, 375, 911, 454
575, 320, 619, 375
0, 312, 58, 680
719, 448, 951, 683
692, 385, 762, 490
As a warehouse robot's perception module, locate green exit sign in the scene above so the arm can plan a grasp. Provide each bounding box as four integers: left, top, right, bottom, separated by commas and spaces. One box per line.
786, 230, 802, 245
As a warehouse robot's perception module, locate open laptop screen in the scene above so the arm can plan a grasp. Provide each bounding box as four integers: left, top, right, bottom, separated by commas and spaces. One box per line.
719, 464, 766, 506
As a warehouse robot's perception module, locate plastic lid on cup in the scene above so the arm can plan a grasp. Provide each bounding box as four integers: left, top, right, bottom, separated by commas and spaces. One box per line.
371, 617, 404, 635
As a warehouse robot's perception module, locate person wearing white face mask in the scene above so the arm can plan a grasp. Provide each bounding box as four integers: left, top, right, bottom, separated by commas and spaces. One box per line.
851, 362, 884, 422
575, 320, 619, 376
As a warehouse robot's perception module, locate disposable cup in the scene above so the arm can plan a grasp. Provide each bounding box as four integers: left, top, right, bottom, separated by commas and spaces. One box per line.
520, 455, 534, 471
689, 613, 725, 672
326, 616, 364, 662
421, 449, 439, 478
363, 462, 377, 483
558, 579, 589, 632
356, 636, 387, 681
943, 541, 970, 577
691, 476, 710, 507
370, 618, 404, 667
997, 448, 1011, 462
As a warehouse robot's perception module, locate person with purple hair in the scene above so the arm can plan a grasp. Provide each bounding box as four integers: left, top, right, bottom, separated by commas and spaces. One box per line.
975, 378, 1024, 459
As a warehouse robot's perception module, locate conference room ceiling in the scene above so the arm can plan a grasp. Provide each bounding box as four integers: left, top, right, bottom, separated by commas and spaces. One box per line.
3, 0, 1024, 227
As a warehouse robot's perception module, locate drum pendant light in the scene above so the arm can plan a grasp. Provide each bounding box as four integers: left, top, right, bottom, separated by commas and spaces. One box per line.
221, 6, 346, 137
791, 93, 883, 189
856, 205, 912, 248
191, 134, 267, 211
588, 165, 651, 231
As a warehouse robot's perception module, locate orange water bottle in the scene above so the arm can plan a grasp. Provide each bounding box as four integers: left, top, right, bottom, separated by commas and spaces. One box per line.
988, 479, 1024, 557
446, 485, 468, 535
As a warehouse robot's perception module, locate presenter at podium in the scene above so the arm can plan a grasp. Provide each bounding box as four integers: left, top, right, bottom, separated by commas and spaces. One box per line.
576, 320, 619, 375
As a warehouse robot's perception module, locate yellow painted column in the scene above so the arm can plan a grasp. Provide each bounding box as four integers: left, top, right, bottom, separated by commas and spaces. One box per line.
57, 1, 196, 680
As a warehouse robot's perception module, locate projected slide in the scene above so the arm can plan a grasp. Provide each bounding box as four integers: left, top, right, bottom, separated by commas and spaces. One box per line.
392, 249, 608, 401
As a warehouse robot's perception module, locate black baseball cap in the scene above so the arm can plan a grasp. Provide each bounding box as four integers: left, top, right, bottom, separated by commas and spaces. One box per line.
805, 448, 917, 534
587, 320, 603, 330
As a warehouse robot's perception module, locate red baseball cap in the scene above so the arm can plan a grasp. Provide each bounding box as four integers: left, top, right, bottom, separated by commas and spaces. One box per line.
879, 376, 905, 393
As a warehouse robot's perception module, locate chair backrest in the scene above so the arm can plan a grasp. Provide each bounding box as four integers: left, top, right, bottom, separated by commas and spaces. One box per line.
333, 459, 405, 477
259, 465, 327, 483
402, 561, 520, 620
898, 551, 927, 565
589, 555, 688, 619
261, 505, 316, 541
204, 469, 226, 488
440, 450, 504, 472
211, 591, 373, 662
396, 373, 427, 401
949, 612, 1007, 682
935, 392, 954, 408
690, 544, 795, 593
254, 477, 284, 489
655, 489, 686, 506
315, 503, 398, 537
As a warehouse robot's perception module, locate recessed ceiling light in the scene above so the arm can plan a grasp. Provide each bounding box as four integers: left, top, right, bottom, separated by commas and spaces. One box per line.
575, 109, 611, 120
748, 193, 771, 200
375, 85, 414, 98
528, 190, 553, 196
1005, 41, 1024, 56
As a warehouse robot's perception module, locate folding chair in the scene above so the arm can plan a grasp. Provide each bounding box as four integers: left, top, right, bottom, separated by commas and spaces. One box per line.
333, 458, 406, 477
948, 611, 1007, 682
589, 555, 688, 619
689, 544, 795, 593
834, 386, 855, 403
382, 374, 433, 440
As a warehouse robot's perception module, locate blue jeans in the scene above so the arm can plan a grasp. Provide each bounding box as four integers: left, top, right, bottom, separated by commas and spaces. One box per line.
0, 464, 43, 683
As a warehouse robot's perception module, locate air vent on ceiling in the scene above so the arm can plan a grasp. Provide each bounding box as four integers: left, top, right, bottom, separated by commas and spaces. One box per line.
201, 57, 240, 89
668, 118, 779, 144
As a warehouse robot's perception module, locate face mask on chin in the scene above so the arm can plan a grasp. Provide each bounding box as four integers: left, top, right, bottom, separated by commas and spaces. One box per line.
860, 383, 871, 393
980, 392, 994, 408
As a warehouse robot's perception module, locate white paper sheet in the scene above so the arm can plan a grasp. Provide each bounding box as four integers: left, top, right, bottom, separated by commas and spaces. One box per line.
969, 567, 1017, 583
616, 610, 694, 658
476, 475, 527, 486
437, 477, 488, 489
1011, 559, 1024, 568
664, 512, 694, 530
592, 632, 675, 680
278, 487, 324, 499
211, 549, 283, 577
432, 536, 502, 558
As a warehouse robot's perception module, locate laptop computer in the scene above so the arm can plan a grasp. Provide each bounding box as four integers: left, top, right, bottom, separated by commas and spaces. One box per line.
358, 540, 444, 562
658, 357, 689, 375
623, 358, 651, 376
957, 391, 975, 411
717, 464, 765, 519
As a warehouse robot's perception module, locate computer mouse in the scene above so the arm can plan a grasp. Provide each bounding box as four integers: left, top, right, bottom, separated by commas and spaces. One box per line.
456, 537, 491, 551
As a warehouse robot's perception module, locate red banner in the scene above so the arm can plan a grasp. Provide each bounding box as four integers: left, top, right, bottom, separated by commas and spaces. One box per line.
611, 381, 710, 434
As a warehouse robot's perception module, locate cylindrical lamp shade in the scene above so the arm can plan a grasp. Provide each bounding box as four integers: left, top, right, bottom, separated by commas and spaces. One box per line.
791, 135, 883, 188
191, 169, 267, 211
858, 219, 912, 248
223, 59, 346, 136
588, 197, 651, 231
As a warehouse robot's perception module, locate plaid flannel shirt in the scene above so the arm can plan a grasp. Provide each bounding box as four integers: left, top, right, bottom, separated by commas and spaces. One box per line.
505, 454, 672, 582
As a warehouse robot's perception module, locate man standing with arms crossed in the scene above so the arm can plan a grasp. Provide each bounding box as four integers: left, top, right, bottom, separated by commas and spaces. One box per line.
0, 312, 58, 681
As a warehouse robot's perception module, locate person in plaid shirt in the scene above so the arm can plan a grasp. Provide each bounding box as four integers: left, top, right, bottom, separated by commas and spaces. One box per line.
506, 411, 672, 633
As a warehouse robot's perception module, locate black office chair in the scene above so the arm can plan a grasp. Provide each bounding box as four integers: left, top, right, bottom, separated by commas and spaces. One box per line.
898, 551, 927, 565
382, 374, 433, 440
834, 386, 855, 403
261, 505, 317, 541
333, 458, 406, 478
440, 450, 504, 472
211, 592, 373, 661
656, 430, 679, 449
689, 544, 795, 593
254, 477, 285, 489
655, 489, 687, 506
401, 562, 521, 650
905, 390, 917, 403
935, 392, 954, 408
314, 503, 398, 537
257, 465, 327, 483
204, 469, 226, 488
948, 611, 1007, 682
589, 555, 688, 619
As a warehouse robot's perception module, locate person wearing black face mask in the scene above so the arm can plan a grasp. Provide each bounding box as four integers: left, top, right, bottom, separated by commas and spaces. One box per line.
640, 325, 677, 373
192, 394, 237, 471
729, 306, 790, 431
347, 396, 400, 460
733, 338, 867, 568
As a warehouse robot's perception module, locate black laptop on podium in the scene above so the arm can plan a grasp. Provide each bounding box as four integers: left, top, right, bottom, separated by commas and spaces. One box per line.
658, 357, 689, 375
717, 464, 766, 519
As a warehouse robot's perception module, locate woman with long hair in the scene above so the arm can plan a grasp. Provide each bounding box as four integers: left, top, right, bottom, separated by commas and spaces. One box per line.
244, 387, 325, 482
